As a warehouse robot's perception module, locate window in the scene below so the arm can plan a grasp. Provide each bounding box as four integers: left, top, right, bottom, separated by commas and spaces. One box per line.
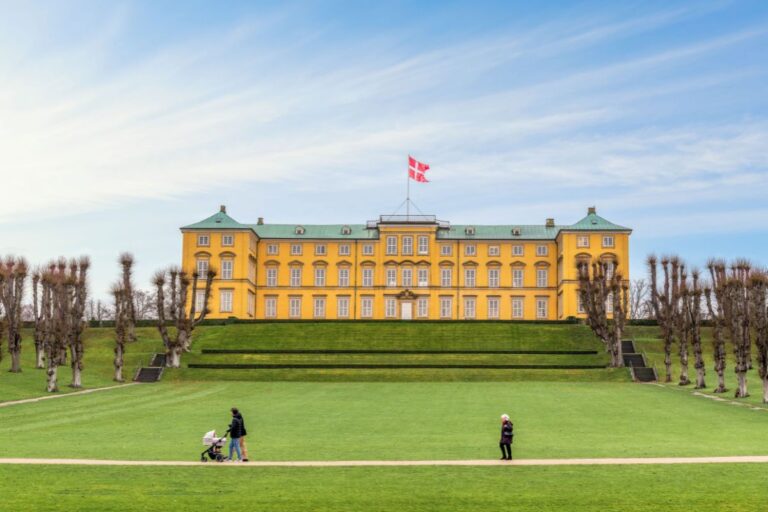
417, 297, 429, 318
536, 245, 548, 257
386, 236, 397, 255
488, 245, 500, 257
266, 268, 278, 287
315, 244, 327, 256
341, 225, 352, 235
265, 297, 277, 318
577, 236, 590, 248
440, 268, 452, 287
361, 297, 373, 318
512, 297, 524, 319
267, 244, 279, 255
464, 297, 476, 319
289, 297, 301, 318
465, 244, 476, 257
606, 292, 614, 313
362, 268, 374, 288
487, 297, 500, 319
417, 268, 429, 287
197, 234, 209, 246
385, 298, 397, 318
221, 259, 233, 280
605, 261, 614, 280
386, 268, 397, 287
290, 243, 302, 256
512, 245, 523, 257
512, 269, 524, 288
488, 268, 500, 288
248, 260, 256, 282
602, 235, 615, 248
402, 267, 413, 287
536, 269, 548, 288
196, 259, 209, 277
440, 245, 453, 256
219, 290, 233, 313
290, 267, 302, 287
195, 290, 205, 311
313, 297, 326, 318
464, 268, 476, 288
418, 236, 429, 255
362, 244, 374, 256
337, 296, 350, 318
440, 297, 453, 319
221, 234, 234, 246
338, 268, 350, 287
536, 298, 548, 319
314, 267, 326, 287
247, 291, 255, 317
338, 244, 351, 256
577, 293, 585, 314
295, 226, 305, 235
402, 236, 413, 256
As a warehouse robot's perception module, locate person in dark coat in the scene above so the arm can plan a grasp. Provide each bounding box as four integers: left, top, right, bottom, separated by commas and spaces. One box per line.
499, 414, 514, 460
226, 407, 244, 461
234, 409, 249, 462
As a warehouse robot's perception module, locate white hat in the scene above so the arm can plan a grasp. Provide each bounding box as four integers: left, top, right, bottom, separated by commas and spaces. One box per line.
501, 414, 510, 421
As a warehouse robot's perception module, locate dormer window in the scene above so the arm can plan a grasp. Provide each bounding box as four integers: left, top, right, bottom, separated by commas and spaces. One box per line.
511, 228, 521, 236
295, 226, 306, 235
465, 226, 475, 236
341, 225, 352, 235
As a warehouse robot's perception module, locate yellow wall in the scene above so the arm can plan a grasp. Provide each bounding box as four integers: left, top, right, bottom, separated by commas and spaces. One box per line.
181, 222, 629, 320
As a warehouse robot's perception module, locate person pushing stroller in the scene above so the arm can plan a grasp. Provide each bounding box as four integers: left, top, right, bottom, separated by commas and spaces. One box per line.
225, 407, 245, 462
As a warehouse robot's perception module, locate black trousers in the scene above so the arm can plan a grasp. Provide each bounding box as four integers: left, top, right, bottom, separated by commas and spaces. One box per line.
499, 442, 512, 459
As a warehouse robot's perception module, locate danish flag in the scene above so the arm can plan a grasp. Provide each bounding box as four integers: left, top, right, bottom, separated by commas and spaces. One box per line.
408, 155, 429, 183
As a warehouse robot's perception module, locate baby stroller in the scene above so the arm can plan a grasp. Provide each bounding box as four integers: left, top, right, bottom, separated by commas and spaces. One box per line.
201, 430, 227, 462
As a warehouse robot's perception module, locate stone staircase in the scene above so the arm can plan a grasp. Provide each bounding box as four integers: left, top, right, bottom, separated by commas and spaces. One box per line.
622, 340, 657, 383
133, 353, 166, 383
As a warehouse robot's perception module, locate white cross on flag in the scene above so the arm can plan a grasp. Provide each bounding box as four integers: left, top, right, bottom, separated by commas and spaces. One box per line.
408, 155, 429, 183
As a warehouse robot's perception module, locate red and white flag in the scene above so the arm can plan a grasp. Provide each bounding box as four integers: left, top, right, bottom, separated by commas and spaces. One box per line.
408, 155, 429, 183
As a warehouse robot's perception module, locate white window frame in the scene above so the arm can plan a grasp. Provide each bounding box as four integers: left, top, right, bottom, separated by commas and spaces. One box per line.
440, 244, 452, 256
536, 269, 548, 288
289, 297, 302, 318
488, 245, 500, 257
487, 297, 500, 319
361, 297, 373, 318
417, 297, 429, 318
440, 297, 453, 319
196, 259, 209, 278
606, 292, 614, 313
577, 293, 585, 314
603, 235, 615, 248
314, 267, 326, 287
337, 296, 350, 318
402, 236, 413, 256
605, 261, 615, 280
315, 244, 327, 256
440, 268, 452, 288
418, 236, 429, 255
512, 297, 524, 319
338, 267, 350, 287
536, 245, 548, 257
338, 244, 351, 256
464, 268, 476, 288
536, 298, 548, 319
221, 259, 233, 280
195, 290, 205, 311
313, 297, 326, 318
464, 244, 476, 257
219, 290, 233, 313
290, 267, 302, 287
488, 268, 500, 288
417, 268, 429, 288
266, 267, 278, 287
464, 297, 476, 319
386, 236, 398, 256
362, 244, 374, 256
386, 268, 397, 287
290, 243, 302, 256
512, 269, 524, 288
401, 267, 413, 288
512, 245, 523, 257
267, 243, 279, 255
221, 234, 234, 247
385, 298, 397, 318
197, 234, 209, 247
265, 296, 277, 318
577, 236, 590, 248
362, 268, 374, 288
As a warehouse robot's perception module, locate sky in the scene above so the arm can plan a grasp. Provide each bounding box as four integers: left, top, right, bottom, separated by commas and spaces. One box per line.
1, 0, 767, 299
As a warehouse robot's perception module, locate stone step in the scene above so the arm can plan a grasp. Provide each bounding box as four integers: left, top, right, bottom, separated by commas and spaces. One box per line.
633, 367, 657, 382
621, 340, 636, 354
623, 353, 646, 368
134, 367, 164, 382
150, 353, 166, 367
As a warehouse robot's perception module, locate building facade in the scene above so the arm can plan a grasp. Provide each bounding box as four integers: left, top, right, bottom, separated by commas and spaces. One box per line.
180, 206, 631, 320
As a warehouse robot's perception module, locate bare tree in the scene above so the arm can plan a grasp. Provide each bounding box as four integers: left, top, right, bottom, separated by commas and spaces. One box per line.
153, 266, 215, 368
721, 260, 752, 398
748, 270, 768, 403
31, 271, 46, 369
577, 259, 628, 368
648, 255, 677, 382
675, 261, 691, 386
112, 253, 137, 382
67, 258, 89, 388
41, 261, 68, 392
682, 269, 706, 389
629, 279, 651, 319
704, 259, 728, 393
133, 289, 157, 320
0, 256, 28, 373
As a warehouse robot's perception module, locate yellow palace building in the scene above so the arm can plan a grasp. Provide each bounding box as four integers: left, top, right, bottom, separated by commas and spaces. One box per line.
180, 206, 630, 321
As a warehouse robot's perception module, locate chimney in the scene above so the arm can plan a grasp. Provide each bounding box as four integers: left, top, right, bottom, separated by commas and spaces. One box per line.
545, 218, 555, 228
257, 217, 264, 225
220, 205, 227, 214
588, 206, 596, 215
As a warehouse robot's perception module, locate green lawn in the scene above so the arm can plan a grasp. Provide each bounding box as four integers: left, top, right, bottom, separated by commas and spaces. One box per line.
1, 463, 766, 512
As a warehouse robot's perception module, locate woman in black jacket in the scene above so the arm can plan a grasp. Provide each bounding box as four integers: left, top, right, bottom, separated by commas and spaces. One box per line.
499, 414, 514, 460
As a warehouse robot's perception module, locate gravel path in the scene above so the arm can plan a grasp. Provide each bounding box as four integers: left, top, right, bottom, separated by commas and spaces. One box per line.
2, 455, 768, 467
0, 383, 138, 408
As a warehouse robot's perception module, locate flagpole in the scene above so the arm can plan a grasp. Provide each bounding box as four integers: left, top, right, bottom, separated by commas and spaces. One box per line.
406, 162, 410, 219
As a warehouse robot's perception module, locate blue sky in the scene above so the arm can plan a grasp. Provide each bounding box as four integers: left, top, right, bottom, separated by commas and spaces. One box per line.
1, 0, 767, 298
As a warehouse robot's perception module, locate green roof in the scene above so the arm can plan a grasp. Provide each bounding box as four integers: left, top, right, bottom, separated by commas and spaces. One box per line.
181, 208, 630, 240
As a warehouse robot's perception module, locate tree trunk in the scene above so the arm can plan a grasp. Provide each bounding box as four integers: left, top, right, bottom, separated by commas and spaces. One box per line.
762, 378, 768, 404
713, 370, 727, 393
664, 341, 672, 383
70, 366, 82, 388
47, 364, 58, 393
35, 343, 44, 369
166, 346, 182, 368
678, 344, 690, 386
114, 343, 124, 383
735, 372, 749, 398
9, 350, 21, 373
695, 366, 706, 389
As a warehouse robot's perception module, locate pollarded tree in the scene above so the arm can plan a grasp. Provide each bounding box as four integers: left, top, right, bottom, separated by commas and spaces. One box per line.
153, 266, 215, 368
648, 255, 678, 382
721, 260, 752, 398
748, 271, 768, 403
31, 271, 46, 369
67, 258, 90, 388
704, 259, 728, 393
0, 256, 28, 373
112, 253, 137, 382
683, 269, 705, 389
577, 259, 628, 368
675, 261, 692, 386
41, 261, 69, 392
